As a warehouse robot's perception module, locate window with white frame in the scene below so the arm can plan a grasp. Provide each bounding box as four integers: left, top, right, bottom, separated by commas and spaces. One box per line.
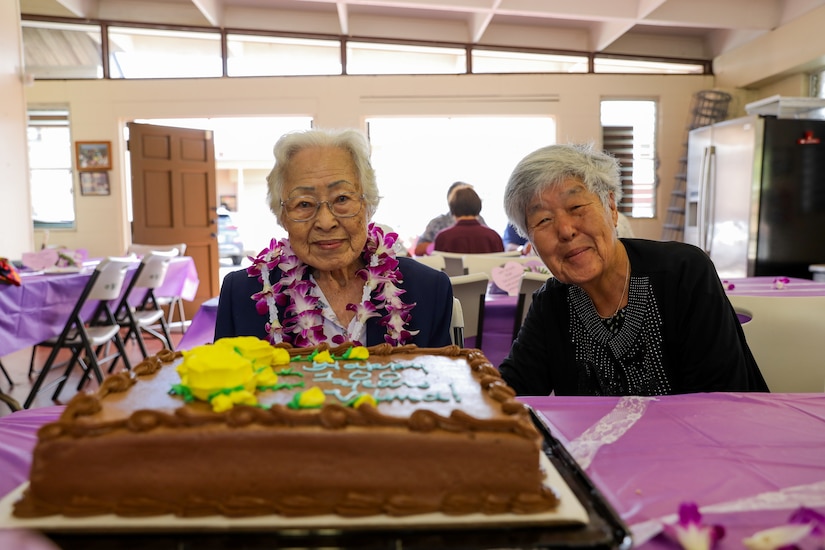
600, 100, 657, 218
28, 108, 76, 228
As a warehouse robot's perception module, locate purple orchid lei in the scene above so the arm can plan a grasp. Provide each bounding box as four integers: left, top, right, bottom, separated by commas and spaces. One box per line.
246, 223, 417, 347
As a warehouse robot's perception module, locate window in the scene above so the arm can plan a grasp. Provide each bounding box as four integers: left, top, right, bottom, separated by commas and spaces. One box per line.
472, 49, 588, 73
227, 35, 342, 76
601, 100, 657, 218
346, 41, 466, 75
21, 20, 102, 79
109, 26, 222, 79
367, 116, 556, 250
28, 108, 76, 228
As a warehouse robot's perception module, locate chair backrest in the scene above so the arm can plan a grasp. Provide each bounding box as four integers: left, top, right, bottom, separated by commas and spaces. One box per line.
728, 294, 825, 392
134, 250, 178, 290
451, 297, 464, 347
513, 271, 553, 340
449, 272, 489, 345
127, 242, 187, 257
462, 254, 535, 279
88, 257, 136, 302
433, 252, 466, 276
412, 254, 446, 272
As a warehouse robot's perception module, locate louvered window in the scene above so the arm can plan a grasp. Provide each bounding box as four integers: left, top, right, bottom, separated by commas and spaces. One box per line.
601, 101, 657, 218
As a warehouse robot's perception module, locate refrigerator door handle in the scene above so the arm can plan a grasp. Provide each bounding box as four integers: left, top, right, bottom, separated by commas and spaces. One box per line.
704, 146, 717, 255
698, 146, 713, 253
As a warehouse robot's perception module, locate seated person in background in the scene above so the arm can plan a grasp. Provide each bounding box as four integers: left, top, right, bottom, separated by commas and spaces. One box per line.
215, 127, 453, 348
503, 222, 527, 251
433, 186, 504, 254
414, 181, 485, 256
499, 143, 768, 396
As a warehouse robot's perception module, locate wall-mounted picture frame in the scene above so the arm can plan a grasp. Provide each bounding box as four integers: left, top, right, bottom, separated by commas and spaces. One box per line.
79, 171, 111, 196
76, 141, 112, 171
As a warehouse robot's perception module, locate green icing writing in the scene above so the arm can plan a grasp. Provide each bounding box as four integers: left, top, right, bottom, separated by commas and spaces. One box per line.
274, 367, 303, 377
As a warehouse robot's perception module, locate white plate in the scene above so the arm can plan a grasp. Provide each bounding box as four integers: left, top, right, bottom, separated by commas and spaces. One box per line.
0, 454, 588, 532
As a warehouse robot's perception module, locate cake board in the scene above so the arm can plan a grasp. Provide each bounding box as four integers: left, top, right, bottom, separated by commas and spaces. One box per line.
0, 408, 631, 549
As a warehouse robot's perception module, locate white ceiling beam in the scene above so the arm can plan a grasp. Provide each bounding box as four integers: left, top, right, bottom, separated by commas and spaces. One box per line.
337, 1, 349, 35
53, 0, 99, 18
191, 0, 223, 27
592, 20, 636, 51
469, 0, 500, 43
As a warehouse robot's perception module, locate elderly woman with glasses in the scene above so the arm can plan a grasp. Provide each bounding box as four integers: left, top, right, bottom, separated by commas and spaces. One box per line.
215, 128, 453, 348
499, 143, 768, 396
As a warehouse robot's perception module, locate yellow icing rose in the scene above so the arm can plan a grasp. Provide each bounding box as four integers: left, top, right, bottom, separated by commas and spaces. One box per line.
215, 336, 275, 366
210, 389, 257, 413
347, 346, 369, 360
178, 345, 256, 401
271, 347, 291, 366
352, 394, 377, 408
298, 386, 325, 408
313, 350, 335, 364
254, 365, 279, 387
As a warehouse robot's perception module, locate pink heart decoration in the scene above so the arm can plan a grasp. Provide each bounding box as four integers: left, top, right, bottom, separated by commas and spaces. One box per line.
491, 261, 526, 296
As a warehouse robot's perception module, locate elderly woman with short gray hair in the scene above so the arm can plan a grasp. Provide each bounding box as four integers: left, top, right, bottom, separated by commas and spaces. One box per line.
499, 143, 768, 396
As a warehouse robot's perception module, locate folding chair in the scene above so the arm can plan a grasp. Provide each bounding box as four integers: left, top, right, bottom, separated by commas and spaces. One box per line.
0, 361, 20, 412
24, 257, 135, 409
412, 254, 446, 272
449, 273, 489, 349
127, 243, 188, 332
451, 297, 465, 347
513, 271, 553, 340
114, 250, 177, 363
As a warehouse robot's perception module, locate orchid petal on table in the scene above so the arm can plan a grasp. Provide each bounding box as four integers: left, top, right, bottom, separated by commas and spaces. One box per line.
773, 277, 791, 289
666, 502, 725, 550
743, 507, 825, 550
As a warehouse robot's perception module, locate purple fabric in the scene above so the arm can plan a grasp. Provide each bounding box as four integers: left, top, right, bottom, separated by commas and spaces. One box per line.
1, 394, 823, 549
177, 297, 219, 350
522, 393, 825, 550
0, 258, 199, 358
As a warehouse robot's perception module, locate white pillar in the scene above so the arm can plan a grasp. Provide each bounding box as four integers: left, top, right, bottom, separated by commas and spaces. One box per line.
0, 1, 35, 258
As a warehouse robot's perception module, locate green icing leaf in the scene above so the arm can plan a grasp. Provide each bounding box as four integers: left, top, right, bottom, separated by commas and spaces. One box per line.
169, 384, 194, 403
275, 367, 303, 377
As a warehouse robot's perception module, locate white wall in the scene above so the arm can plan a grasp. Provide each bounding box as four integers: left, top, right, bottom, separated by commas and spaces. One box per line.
0, 0, 34, 259
22, 73, 715, 257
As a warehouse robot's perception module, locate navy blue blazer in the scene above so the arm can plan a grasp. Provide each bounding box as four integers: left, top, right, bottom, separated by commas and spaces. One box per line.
215, 256, 453, 348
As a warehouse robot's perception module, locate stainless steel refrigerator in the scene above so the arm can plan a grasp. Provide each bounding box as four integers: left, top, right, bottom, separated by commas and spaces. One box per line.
684, 114, 825, 279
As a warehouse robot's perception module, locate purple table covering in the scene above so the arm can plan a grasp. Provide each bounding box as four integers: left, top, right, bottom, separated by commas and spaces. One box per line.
0, 258, 199, 359
1, 394, 823, 549
177, 297, 218, 350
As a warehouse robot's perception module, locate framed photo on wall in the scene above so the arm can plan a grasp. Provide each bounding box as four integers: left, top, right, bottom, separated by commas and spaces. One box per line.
79, 171, 111, 196
76, 141, 112, 171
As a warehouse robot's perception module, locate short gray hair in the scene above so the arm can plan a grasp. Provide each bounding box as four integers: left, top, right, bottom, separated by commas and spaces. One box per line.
266, 128, 380, 225
503, 143, 622, 238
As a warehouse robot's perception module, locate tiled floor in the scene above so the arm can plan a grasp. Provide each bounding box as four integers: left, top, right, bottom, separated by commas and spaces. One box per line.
0, 329, 184, 418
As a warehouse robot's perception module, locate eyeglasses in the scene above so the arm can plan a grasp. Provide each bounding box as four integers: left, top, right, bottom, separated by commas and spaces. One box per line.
280, 192, 365, 222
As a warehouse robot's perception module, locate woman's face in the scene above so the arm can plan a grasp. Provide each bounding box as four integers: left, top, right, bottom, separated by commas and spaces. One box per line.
526, 177, 619, 287
280, 146, 368, 274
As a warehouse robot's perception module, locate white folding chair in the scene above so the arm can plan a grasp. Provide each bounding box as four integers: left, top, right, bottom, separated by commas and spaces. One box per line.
451, 297, 465, 347
24, 257, 136, 408
462, 254, 535, 279
128, 242, 188, 332
449, 273, 489, 349
114, 250, 178, 362
435, 252, 467, 277
728, 294, 825, 392
412, 254, 446, 272
513, 271, 553, 340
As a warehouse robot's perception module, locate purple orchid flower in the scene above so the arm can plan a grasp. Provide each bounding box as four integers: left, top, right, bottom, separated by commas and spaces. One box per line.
667, 502, 725, 550
743, 507, 825, 550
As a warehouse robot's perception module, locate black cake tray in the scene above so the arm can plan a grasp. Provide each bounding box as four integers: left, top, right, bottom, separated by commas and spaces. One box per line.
38, 407, 631, 550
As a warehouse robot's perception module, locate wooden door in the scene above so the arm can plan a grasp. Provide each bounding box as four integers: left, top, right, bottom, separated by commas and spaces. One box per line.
128, 122, 219, 318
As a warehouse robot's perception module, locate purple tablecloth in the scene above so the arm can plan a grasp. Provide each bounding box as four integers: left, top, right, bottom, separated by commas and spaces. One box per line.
0, 257, 199, 358
1, 394, 823, 549
177, 297, 218, 350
